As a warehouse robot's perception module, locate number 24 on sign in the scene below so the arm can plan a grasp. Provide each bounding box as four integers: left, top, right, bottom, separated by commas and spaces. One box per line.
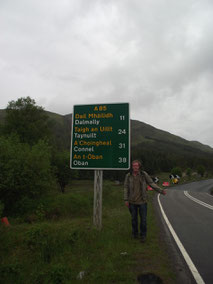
118, 129, 126, 134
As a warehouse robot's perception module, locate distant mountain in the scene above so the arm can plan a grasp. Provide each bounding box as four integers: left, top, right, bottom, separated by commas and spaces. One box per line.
1, 109, 213, 172
1, 108, 213, 153
131, 119, 213, 154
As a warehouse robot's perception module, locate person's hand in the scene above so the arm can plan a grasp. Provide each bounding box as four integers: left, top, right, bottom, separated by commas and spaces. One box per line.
162, 189, 167, 195
125, 201, 129, 208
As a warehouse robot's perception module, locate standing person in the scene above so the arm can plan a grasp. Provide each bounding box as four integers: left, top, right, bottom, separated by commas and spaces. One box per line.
124, 160, 166, 242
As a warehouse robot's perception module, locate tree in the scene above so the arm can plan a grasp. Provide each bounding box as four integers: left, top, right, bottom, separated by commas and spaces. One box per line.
197, 165, 205, 177
53, 151, 78, 193
0, 135, 54, 215
186, 167, 192, 177
4, 97, 51, 145
171, 167, 182, 177
0, 201, 4, 217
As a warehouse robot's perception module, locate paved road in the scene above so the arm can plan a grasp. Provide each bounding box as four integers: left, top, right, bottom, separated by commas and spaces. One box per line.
159, 179, 213, 284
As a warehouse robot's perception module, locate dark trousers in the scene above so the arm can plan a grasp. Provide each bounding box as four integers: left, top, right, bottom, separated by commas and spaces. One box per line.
129, 203, 147, 237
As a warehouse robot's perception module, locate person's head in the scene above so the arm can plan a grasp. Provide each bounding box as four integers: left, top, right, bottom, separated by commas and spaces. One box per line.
132, 160, 142, 174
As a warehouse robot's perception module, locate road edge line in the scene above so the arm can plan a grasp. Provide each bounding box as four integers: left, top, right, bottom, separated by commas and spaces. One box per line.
157, 194, 205, 284
184, 191, 213, 210
207, 193, 213, 198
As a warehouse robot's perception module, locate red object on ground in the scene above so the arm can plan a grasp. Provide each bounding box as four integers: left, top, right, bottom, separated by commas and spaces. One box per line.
1, 217, 10, 226
162, 181, 170, 187
147, 185, 153, 191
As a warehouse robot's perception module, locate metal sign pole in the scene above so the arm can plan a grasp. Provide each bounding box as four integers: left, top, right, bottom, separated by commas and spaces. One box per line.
93, 170, 103, 230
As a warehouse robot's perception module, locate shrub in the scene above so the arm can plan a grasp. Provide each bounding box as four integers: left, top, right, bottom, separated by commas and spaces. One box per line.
0, 201, 4, 217
171, 167, 182, 177
48, 264, 71, 284
197, 165, 205, 177
186, 168, 192, 177
52, 151, 74, 193
0, 135, 54, 215
24, 225, 53, 263
0, 262, 23, 284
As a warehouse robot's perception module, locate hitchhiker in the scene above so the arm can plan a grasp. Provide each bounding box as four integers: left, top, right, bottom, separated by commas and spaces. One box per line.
124, 160, 166, 242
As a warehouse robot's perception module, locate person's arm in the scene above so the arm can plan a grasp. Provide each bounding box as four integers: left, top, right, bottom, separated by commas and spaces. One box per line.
124, 174, 130, 206
144, 171, 166, 195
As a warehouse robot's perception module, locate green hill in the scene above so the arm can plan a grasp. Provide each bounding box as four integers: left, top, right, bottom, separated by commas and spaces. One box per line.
131, 119, 213, 153
1, 109, 213, 172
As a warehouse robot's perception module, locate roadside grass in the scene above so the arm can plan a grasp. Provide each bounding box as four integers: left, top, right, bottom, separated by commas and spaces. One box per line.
0, 180, 176, 284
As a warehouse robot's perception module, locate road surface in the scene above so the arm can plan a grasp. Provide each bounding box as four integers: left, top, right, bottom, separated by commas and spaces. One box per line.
158, 179, 213, 284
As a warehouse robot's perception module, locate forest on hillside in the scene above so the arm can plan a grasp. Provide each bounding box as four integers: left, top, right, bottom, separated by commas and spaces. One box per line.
0, 97, 212, 218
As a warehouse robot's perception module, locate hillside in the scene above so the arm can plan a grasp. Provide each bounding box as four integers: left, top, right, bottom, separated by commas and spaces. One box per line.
131, 119, 213, 153
48, 112, 213, 154
1, 109, 213, 172
1, 108, 213, 153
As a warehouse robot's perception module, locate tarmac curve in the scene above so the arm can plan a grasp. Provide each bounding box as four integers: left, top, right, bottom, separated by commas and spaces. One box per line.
155, 179, 213, 284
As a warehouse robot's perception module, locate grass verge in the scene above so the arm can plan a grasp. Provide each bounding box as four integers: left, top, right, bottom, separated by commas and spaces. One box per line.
0, 180, 176, 284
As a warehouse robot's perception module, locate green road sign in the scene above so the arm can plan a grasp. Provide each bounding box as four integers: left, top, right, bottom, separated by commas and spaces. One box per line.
70, 103, 130, 169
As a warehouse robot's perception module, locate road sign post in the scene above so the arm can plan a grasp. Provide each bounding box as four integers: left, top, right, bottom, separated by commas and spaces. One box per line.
70, 103, 130, 229
93, 170, 103, 230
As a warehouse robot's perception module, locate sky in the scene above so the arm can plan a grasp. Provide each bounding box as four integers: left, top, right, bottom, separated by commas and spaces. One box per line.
1, 0, 213, 147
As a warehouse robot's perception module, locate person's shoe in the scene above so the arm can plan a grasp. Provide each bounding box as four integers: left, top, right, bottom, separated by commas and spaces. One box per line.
140, 236, 146, 243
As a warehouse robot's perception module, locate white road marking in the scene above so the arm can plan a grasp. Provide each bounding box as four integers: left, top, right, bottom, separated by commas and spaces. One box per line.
158, 194, 205, 284
184, 191, 213, 210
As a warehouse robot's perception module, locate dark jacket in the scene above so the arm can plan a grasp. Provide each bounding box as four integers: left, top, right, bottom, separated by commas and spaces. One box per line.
124, 171, 163, 203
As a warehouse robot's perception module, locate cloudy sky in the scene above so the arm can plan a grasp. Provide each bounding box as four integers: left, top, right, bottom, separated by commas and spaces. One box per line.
1, 0, 213, 146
